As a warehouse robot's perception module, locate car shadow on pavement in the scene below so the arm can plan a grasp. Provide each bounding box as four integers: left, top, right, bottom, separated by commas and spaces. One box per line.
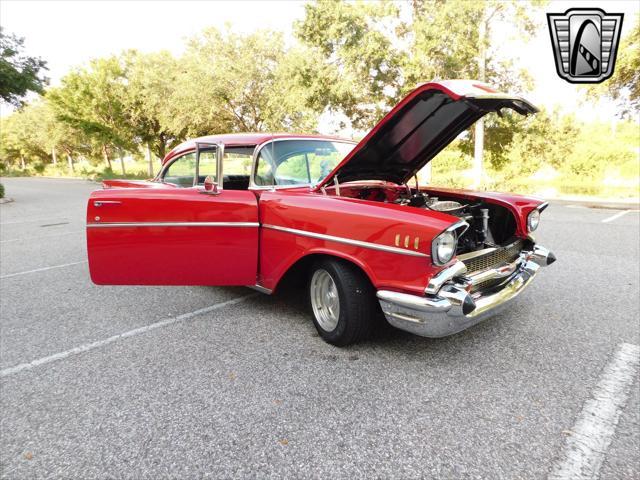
253, 280, 512, 357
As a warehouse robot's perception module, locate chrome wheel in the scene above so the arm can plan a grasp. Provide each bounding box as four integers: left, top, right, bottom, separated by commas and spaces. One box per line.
310, 268, 341, 332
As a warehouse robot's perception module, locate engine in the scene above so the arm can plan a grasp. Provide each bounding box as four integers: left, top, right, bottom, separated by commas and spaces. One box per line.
393, 191, 501, 253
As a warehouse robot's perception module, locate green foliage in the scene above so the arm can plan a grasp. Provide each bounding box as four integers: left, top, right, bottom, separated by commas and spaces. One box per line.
171, 28, 320, 137
429, 113, 639, 198
0, 28, 48, 106
0, 2, 637, 200
588, 16, 640, 117
0, 183, 4, 198
120, 50, 185, 159
47, 57, 134, 156
295, 0, 403, 128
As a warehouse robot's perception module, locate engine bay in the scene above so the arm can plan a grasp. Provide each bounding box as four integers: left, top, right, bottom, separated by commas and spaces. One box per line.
391, 190, 518, 254
328, 184, 518, 255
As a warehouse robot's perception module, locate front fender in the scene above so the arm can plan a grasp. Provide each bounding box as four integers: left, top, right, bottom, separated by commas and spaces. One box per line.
258, 191, 458, 294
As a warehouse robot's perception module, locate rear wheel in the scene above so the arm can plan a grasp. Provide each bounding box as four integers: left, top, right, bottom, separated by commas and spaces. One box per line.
308, 259, 377, 346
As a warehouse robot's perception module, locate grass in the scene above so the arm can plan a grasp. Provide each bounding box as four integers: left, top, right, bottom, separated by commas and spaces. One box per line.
1, 160, 155, 182
430, 169, 640, 199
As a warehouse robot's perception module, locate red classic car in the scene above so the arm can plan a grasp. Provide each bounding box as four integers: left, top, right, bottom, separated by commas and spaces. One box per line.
86, 80, 555, 345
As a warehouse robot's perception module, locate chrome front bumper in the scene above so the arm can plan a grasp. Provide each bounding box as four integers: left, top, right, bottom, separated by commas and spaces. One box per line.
377, 245, 556, 338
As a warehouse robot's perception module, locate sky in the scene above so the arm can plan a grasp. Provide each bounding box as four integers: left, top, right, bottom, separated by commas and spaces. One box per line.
1, 0, 639, 130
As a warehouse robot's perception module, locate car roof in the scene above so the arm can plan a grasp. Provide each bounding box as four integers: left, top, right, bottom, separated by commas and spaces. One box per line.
163, 133, 354, 164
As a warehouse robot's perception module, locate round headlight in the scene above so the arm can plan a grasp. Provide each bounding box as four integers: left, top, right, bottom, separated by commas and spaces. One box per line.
433, 230, 457, 265
528, 209, 541, 232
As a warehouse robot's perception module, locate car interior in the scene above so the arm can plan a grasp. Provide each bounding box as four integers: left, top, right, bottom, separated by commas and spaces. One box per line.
161, 146, 253, 190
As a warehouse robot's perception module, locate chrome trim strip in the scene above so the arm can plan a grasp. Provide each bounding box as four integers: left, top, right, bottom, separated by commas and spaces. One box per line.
378, 290, 451, 314
465, 257, 523, 286
457, 247, 498, 262
457, 238, 523, 262
87, 222, 259, 228
248, 284, 273, 295
445, 219, 470, 236
425, 260, 467, 295
263, 224, 430, 258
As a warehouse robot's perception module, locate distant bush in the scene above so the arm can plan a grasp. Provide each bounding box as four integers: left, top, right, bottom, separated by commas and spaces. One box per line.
0, 183, 4, 198
427, 115, 640, 199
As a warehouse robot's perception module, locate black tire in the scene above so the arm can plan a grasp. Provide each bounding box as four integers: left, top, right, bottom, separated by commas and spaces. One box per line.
308, 258, 378, 346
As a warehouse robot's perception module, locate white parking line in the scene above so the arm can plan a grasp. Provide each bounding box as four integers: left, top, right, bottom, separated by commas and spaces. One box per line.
601, 210, 635, 223
0, 217, 70, 226
549, 343, 640, 480
0, 293, 258, 378
0, 230, 84, 244
0, 261, 87, 279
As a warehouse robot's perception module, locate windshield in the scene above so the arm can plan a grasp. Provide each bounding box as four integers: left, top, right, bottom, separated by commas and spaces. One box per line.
254, 139, 354, 187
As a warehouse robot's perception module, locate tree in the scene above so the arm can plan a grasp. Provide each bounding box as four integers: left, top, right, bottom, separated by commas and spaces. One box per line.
0, 104, 50, 170
168, 27, 321, 137
0, 100, 92, 173
120, 50, 184, 167
295, 0, 403, 129
404, 0, 545, 186
403, 1, 540, 91
47, 57, 134, 174
588, 16, 639, 117
0, 28, 48, 106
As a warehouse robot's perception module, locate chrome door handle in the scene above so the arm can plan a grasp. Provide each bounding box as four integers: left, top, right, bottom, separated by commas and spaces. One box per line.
94, 200, 122, 207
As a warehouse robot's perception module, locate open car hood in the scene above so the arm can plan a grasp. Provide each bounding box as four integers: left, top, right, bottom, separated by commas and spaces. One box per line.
315, 80, 538, 189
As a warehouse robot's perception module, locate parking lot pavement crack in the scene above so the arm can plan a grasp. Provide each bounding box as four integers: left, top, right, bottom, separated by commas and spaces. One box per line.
0, 293, 258, 378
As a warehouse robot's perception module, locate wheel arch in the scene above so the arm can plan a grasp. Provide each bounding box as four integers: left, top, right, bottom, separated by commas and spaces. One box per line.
271, 250, 376, 294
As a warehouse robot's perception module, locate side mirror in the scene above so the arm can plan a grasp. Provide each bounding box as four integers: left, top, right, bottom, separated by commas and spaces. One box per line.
201, 176, 220, 195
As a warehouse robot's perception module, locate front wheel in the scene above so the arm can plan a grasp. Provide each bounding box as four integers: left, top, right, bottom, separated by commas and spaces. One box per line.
308, 259, 377, 346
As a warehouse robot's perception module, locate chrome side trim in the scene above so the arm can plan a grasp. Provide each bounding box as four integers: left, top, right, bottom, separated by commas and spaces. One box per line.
87, 222, 259, 228
248, 284, 273, 294
262, 224, 430, 258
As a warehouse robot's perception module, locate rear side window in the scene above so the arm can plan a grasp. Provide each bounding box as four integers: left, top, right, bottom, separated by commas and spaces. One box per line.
163, 153, 196, 187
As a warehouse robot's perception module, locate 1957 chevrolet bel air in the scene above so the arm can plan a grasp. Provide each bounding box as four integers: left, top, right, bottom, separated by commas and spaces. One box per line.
86, 80, 556, 345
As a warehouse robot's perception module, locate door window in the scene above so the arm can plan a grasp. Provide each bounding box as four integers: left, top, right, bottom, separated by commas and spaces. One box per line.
197, 147, 218, 185
163, 153, 197, 187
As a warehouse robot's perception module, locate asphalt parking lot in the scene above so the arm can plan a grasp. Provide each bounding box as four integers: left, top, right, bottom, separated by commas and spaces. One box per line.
1, 177, 638, 479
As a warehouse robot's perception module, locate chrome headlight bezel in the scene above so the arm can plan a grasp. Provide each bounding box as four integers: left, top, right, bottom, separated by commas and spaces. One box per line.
527, 209, 541, 232
432, 230, 458, 266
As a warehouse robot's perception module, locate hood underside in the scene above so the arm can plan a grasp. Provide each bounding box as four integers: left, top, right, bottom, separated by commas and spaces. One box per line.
316, 81, 538, 188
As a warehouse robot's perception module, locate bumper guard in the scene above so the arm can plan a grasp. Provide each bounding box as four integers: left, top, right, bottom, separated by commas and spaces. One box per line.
377, 245, 555, 337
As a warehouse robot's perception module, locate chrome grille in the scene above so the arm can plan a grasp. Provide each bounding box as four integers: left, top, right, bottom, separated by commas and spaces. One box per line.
462, 240, 523, 274
472, 277, 508, 292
